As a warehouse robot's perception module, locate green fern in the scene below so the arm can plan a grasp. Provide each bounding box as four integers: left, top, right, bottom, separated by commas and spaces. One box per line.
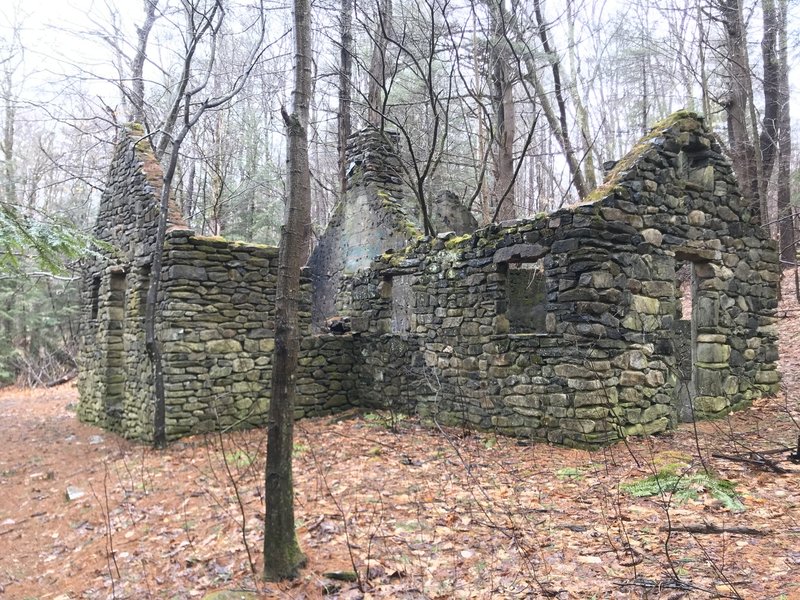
557, 467, 584, 480
621, 470, 744, 511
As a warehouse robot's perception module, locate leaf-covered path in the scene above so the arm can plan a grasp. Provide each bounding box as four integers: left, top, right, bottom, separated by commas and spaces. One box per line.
2, 279, 800, 599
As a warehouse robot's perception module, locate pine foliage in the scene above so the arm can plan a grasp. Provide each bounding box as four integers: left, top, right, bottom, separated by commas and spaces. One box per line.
0, 204, 96, 386
0, 203, 94, 275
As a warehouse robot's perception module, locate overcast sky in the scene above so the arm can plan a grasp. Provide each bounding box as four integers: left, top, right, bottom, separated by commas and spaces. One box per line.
3, 0, 798, 130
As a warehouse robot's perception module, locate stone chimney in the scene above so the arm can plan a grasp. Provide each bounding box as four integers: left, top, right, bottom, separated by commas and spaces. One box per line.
344, 127, 404, 191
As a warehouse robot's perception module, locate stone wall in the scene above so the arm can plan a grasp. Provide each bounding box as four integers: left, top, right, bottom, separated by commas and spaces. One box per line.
78, 127, 357, 441
308, 127, 477, 328
80, 112, 780, 447
77, 126, 170, 439
297, 334, 357, 418
157, 233, 358, 437
157, 232, 279, 436
336, 112, 780, 447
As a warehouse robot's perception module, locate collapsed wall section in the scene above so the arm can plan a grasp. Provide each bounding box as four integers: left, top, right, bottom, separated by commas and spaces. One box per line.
308, 127, 477, 329
308, 129, 422, 328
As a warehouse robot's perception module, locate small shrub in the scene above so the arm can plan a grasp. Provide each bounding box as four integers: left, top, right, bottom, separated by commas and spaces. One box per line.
224, 449, 254, 468
363, 411, 408, 430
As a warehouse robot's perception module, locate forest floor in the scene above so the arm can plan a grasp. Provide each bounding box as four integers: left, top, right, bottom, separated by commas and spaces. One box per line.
2, 278, 800, 600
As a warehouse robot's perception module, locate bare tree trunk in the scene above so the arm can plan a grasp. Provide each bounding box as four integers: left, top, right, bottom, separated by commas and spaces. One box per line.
146, 136, 179, 448
486, 0, 516, 220
718, 0, 761, 218
512, 0, 588, 200
144, 1, 265, 448
183, 162, 196, 225
775, 0, 793, 264
641, 55, 648, 134
367, 0, 393, 127
467, 10, 490, 222
242, 127, 259, 240
696, 0, 712, 119
496, 76, 516, 219
154, 2, 224, 159
337, 0, 352, 196
487, 0, 516, 221
263, 0, 312, 581
2, 62, 17, 207
565, 0, 596, 191
210, 112, 226, 235
759, 0, 779, 204
129, 0, 159, 123
210, 171, 224, 235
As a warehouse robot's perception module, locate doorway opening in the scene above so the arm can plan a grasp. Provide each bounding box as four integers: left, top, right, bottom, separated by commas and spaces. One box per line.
673, 261, 697, 422
104, 270, 127, 430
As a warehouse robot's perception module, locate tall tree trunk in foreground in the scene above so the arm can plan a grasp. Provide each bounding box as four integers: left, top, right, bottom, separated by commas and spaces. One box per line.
263, 0, 312, 581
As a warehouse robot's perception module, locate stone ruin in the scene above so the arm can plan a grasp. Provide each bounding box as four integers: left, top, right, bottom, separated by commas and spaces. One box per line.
78, 112, 780, 447
308, 128, 477, 328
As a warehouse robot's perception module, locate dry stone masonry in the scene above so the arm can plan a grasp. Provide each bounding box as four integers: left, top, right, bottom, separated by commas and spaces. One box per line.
79, 112, 779, 447
308, 127, 477, 328
78, 128, 353, 442
78, 125, 168, 440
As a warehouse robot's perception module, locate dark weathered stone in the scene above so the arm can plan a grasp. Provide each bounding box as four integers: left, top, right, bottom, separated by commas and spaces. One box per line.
493, 243, 549, 264
331, 112, 778, 444
79, 113, 779, 447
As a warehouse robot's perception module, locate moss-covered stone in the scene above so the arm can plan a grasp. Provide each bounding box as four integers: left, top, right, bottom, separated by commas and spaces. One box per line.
79, 111, 780, 449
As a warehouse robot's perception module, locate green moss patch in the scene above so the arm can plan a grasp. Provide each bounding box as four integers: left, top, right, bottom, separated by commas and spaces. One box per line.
579, 110, 702, 207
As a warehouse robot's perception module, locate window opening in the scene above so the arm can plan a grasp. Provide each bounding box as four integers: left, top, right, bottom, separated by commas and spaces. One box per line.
90, 276, 101, 320
108, 272, 127, 323
506, 259, 547, 333
389, 275, 414, 334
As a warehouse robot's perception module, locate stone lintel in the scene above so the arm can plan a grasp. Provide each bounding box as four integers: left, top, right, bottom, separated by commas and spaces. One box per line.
493, 243, 549, 264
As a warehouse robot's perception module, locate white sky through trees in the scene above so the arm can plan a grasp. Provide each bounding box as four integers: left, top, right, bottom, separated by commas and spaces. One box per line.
6, 0, 797, 119
1, 0, 799, 235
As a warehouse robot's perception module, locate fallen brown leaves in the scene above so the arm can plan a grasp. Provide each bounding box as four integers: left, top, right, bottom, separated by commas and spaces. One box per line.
1, 277, 799, 599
